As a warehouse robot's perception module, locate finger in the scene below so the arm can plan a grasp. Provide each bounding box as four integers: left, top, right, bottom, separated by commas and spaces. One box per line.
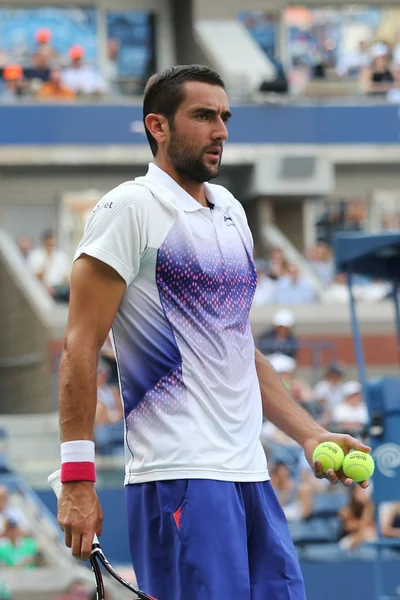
64, 529, 72, 549
337, 470, 353, 487
71, 532, 83, 560
346, 436, 371, 453
358, 480, 370, 489
326, 469, 339, 485
313, 460, 325, 479
81, 532, 94, 562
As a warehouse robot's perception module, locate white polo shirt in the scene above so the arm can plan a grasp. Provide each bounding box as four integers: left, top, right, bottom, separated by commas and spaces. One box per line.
75, 163, 269, 484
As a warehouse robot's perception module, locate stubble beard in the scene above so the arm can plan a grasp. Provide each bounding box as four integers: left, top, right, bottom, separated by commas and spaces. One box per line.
167, 128, 222, 183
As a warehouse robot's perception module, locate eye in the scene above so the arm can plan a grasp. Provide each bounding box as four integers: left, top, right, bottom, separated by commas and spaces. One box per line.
196, 113, 209, 121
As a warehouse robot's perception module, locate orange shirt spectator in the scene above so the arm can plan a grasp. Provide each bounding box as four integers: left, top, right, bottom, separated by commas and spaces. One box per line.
38, 69, 75, 101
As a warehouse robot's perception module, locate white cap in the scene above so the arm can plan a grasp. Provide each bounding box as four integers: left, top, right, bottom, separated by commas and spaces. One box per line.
372, 42, 388, 58
342, 381, 362, 397
268, 353, 296, 374
272, 309, 295, 328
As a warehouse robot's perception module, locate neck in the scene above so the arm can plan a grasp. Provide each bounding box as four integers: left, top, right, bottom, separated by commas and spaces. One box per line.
154, 158, 208, 207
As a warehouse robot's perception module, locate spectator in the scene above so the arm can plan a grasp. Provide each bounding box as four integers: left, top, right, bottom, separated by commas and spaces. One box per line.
313, 363, 345, 424
34, 28, 58, 65
16, 235, 32, 260
331, 381, 368, 433
270, 462, 313, 521
336, 40, 371, 78
307, 241, 335, 287
55, 580, 90, 600
380, 502, 400, 540
257, 309, 298, 358
338, 486, 375, 550
268, 353, 317, 418
95, 360, 124, 456
252, 267, 276, 307
105, 38, 120, 94
322, 272, 350, 304
0, 519, 42, 568
28, 229, 70, 301
364, 52, 394, 97
275, 263, 317, 304
37, 69, 75, 101
62, 45, 107, 96
268, 247, 287, 279
24, 52, 51, 92
0, 486, 28, 537
1, 65, 26, 101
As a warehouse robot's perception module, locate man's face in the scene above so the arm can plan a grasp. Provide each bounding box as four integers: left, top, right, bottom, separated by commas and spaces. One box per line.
43, 235, 56, 252
164, 81, 230, 183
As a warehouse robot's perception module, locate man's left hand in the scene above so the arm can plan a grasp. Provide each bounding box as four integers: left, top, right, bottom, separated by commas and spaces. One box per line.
303, 432, 371, 488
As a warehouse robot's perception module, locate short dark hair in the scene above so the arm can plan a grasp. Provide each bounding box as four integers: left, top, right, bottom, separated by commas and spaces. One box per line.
41, 229, 55, 242
143, 64, 225, 156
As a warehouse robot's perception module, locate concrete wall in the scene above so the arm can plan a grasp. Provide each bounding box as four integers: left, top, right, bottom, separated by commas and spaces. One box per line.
0, 233, 54, 413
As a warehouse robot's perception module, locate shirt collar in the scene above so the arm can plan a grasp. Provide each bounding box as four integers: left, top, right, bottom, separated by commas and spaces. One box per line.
144, 163, 230, 213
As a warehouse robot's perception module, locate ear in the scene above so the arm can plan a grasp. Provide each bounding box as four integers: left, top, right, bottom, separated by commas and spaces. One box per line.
145, 113, 168, 147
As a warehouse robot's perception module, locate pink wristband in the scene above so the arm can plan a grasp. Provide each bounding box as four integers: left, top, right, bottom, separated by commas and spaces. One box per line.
60, 440, 96, 483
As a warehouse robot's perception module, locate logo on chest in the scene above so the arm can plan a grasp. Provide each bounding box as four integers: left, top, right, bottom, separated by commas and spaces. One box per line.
224, 215, 235, 227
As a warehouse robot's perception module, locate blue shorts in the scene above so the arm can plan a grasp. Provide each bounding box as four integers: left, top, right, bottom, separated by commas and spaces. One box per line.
126, 480, 305, 600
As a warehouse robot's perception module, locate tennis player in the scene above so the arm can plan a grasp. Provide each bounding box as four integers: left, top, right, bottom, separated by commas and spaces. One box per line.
57, 65, 370, 599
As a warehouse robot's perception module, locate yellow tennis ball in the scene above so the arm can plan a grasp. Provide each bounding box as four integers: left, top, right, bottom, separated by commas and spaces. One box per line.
312, 442, 345, 473
342, 451, 375, 482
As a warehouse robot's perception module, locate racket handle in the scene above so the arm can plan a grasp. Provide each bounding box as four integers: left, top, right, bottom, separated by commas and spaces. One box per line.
48, 469, 100, 546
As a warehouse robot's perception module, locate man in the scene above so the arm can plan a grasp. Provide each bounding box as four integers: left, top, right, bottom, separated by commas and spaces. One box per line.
28, 229, 70, 300
57, 64, 370, 600
0, 486, 28, 538
62, 46, 106, 96
275, 262, 317, 304
332, 381, 369, 434
313, 363, 345, 424
257, 308, 298, 358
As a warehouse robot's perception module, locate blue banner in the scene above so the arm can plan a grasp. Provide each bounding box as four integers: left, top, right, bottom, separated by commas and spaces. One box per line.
1, 103, 400, 145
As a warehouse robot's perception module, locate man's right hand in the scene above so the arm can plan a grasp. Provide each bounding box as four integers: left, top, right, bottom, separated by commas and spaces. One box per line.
57, 481, 103, 561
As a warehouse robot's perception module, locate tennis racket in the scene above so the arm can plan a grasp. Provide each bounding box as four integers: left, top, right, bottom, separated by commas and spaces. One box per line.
48, 470, 157, 600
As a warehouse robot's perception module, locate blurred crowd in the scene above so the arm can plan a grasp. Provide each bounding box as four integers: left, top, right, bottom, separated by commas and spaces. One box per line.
0, 28, 111, 101
253, 241, 391, 307
17, 230, 71, 302
0, 485, 44, 574
255, 328, 399, 555
338, 39, 400, 100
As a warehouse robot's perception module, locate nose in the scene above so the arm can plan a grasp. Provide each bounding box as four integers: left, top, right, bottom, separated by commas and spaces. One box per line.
211, 116, 228, 141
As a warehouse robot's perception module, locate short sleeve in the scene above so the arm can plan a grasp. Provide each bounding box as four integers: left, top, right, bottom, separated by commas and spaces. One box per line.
74, 186, 149, 286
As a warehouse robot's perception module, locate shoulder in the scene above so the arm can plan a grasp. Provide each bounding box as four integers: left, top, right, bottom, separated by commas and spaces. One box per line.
86, 182, 161, 227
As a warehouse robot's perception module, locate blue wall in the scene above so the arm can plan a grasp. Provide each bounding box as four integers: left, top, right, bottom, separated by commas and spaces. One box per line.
37, 488, 400, 600
2, 104, 400, 146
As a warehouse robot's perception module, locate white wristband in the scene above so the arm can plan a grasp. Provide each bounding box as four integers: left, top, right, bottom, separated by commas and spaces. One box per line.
61, 440, 95, 464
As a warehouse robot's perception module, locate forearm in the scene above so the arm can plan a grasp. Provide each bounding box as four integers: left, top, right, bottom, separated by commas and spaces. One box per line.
255, 348, 325, 446
59, 336, 100, 442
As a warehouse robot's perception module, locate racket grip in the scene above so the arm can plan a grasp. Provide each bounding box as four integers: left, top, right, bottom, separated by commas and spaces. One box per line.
48, 469, 100, 546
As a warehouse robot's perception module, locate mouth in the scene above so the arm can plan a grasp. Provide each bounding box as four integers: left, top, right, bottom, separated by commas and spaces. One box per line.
205, 147, 222, 160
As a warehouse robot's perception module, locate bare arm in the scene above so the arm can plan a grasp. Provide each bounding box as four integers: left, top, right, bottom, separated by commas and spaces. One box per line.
255, 348, 324, 445
255, 348, 370, 487
59, 255, 126, 442
58, 255, 126, 561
